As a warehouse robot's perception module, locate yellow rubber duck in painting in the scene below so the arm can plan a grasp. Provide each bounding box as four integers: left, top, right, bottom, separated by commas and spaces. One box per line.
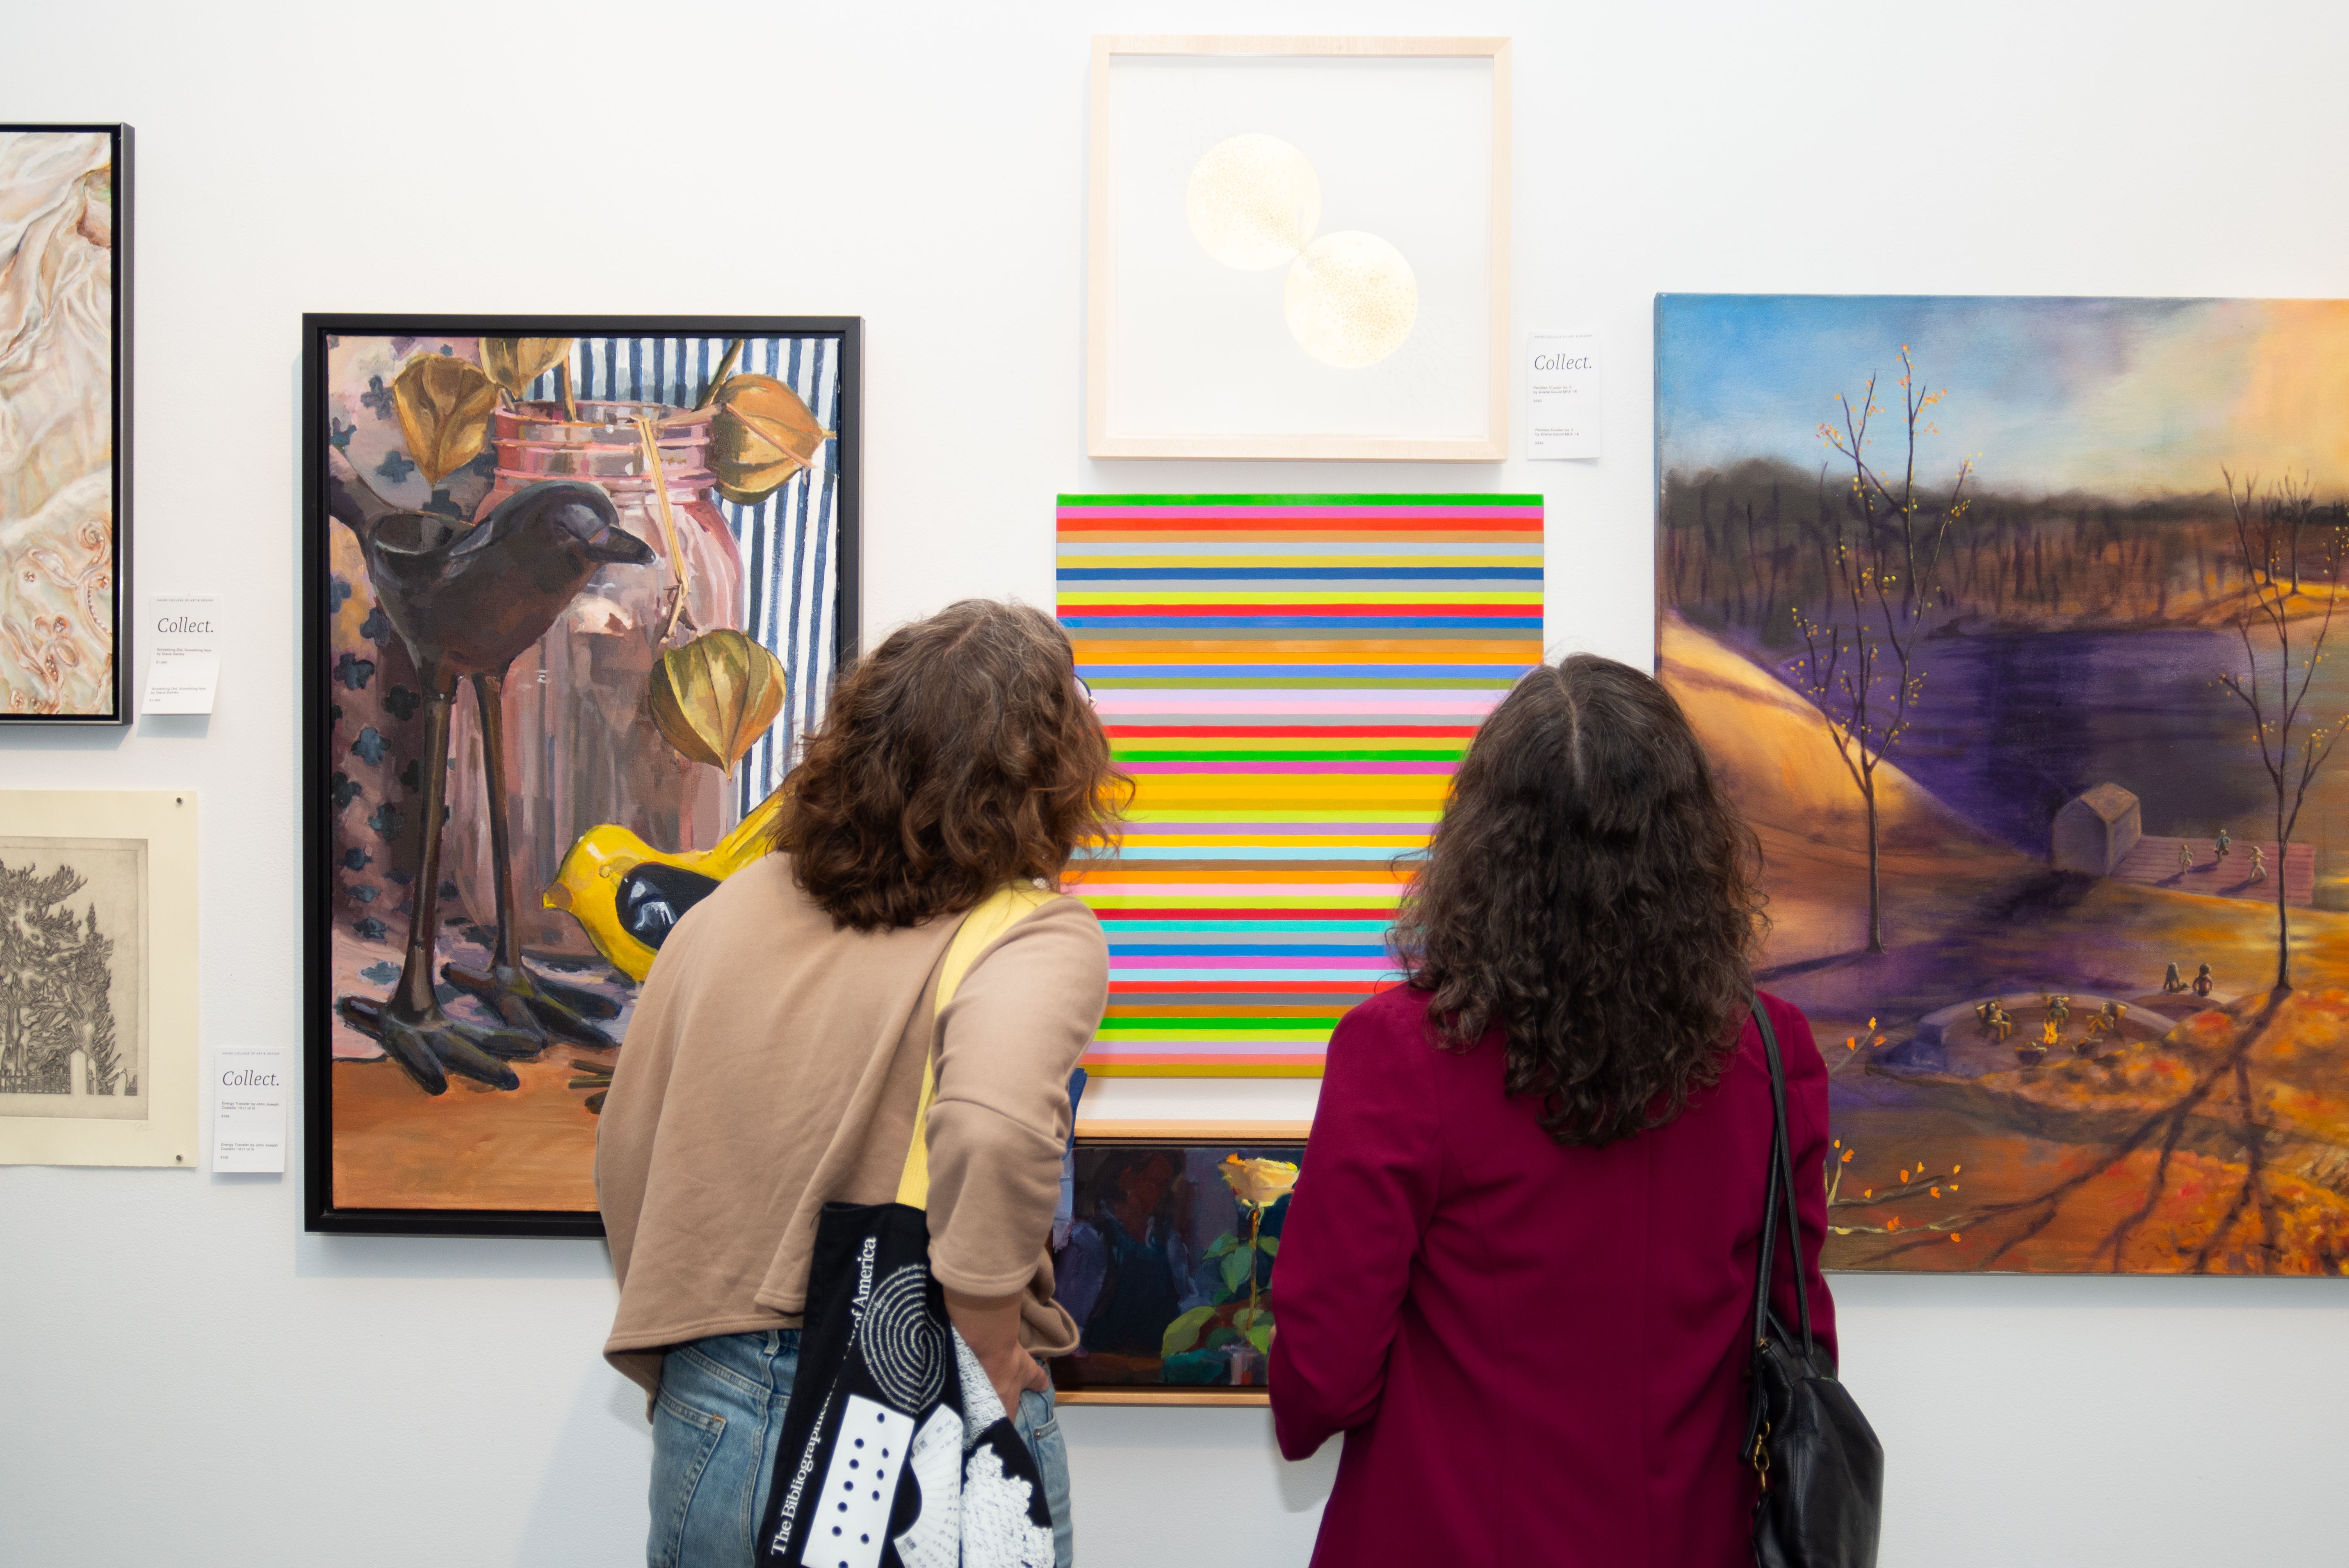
541, 789, 785, 982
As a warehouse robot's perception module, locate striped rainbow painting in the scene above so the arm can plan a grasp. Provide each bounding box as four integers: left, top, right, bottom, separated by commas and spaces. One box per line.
1057, 494, 1546, 1077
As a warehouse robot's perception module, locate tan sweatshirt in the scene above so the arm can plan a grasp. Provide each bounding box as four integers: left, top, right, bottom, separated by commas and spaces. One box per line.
595, 853, 1108, 1405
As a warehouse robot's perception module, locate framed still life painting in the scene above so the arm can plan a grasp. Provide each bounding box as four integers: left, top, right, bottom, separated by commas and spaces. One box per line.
1049, 1125, 1306, 1404
1086, 37, 1510, 461
301, 316, 860, 1235
0, 123, 129, 722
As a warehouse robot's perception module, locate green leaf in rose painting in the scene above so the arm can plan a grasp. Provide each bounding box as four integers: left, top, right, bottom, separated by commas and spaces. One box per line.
1201, 1326, 1238, 1352
1161, 1304, 1218, 1358
1220, 1249, 1253, 1297
1246, 1323, 1274, 1354
1256, 1236, 1279, 1257
1204, 1233, 1241, 1261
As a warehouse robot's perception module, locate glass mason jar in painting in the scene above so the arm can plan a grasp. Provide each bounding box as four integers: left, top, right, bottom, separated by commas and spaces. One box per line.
444, 400, 743, 957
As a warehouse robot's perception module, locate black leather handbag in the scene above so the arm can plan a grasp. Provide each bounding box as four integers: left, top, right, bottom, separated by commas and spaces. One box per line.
1745, 996, 1884, 1568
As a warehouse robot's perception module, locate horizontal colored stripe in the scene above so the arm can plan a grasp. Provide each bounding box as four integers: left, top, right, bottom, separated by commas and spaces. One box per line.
1079, 1062, 1327, 1078
1120, 761, 1458, 777
1063, 591, 1539, 604
1060, 566, 1543, 581
1113, 744, 1465, 757
1077, 638, 1539, 658
1066, 618, 1542, 635
1057, 492, 1543, 504
1108, 982, 1394, 996
1067, 604, 1539, 617
1113, 727, 1480, 739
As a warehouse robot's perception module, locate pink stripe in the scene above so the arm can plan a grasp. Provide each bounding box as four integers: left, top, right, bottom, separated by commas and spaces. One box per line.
1057, 506, 1544, 521
1120, 760, 1457, 775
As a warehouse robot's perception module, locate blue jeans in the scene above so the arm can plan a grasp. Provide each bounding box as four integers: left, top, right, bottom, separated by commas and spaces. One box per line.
650, 1329, 1072, 1568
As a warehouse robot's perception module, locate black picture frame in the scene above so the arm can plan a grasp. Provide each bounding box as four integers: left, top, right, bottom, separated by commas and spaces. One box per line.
1049, 1125, 1307, 1405
0, 123, 131, 725
301, 315, 862, 1237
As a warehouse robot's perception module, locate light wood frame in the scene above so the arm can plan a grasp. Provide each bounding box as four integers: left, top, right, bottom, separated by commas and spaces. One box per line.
0, 790, 197, 1168
1086, 35, 1512, 463
1053, 1121, 1309, 1406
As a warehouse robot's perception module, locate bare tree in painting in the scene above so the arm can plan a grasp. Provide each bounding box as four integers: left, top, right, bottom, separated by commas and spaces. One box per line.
1846, 474, 2349, 1275
2214, 471, 2349, 993
1783, 347, 1973, 953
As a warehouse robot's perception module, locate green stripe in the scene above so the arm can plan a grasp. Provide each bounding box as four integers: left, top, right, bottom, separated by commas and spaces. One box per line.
1056, 493, 1546, 507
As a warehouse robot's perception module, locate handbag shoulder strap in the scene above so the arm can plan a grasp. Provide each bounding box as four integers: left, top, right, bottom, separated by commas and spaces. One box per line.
1747, 991, 1815, 1358
894, 882, 1060, 1210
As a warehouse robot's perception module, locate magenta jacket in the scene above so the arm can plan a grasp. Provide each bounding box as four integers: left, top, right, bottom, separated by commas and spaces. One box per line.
1270, 985, 1838, 1568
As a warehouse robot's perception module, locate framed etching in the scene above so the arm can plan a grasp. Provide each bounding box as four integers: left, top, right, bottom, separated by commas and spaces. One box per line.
0, 791, 196, 1167
1087, 36, 1510, 461
1049, 1124, 1308, 1405
0, 124, 130, 722
302, 316, 861, 1236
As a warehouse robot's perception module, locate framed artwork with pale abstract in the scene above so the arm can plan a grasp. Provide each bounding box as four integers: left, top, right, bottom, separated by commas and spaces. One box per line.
0, 124, 128, 722
301, 315, 859, 1236
1086, 37, 1510, 462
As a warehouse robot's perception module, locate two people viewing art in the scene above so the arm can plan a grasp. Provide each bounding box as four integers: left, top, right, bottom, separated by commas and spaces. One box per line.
594, 598, 1844, 1568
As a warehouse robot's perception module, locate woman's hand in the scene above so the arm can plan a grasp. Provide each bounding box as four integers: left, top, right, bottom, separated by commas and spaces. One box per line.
944, 1287, 1051, 1419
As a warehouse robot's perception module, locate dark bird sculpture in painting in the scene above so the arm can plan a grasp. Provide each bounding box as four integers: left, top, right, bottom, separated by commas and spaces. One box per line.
328, 449, 654, 1093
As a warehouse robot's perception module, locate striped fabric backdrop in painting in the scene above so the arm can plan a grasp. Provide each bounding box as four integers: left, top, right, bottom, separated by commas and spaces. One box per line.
523, 335, 843, 816
1057, 494, 1546, 1077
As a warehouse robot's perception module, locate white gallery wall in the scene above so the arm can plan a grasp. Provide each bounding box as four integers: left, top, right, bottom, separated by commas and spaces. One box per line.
5, 1, 2348, 1563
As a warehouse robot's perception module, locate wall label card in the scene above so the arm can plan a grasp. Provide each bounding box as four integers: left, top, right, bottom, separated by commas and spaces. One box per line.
1528, 330, 1603, 460
212, 1046, 287, 1174
142, 593, 220, 715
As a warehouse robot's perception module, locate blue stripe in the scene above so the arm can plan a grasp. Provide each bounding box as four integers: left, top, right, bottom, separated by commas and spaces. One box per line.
1108, 944, 1387, 957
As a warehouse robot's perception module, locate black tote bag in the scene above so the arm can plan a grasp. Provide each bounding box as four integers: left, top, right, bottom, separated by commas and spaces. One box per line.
1745, 994, 1884, 1568
757, 886, 1060, 1568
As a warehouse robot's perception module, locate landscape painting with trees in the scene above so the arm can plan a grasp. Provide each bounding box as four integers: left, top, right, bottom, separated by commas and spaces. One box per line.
1657, 294, 2349, 1275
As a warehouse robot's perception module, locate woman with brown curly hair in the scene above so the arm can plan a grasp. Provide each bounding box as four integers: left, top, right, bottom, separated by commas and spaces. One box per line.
596, 600, 1122, 1568
1269, 653, 1837, 1568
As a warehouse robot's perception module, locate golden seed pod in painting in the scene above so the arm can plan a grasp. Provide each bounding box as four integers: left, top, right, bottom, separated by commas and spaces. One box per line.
708, 373, 827, 505
478, 337, 574, 399
391, 355, 500, 484
649, 628, 787, 777
1219, 1153, 1300, 1209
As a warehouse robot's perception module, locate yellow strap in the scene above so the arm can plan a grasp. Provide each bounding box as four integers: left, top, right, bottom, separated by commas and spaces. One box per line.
894, 883, 1058, 1209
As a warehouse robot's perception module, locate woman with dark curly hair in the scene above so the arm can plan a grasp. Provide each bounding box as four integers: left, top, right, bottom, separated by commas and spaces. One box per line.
596, 599, 1124, 1568
1269, 653, 1836, 1568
